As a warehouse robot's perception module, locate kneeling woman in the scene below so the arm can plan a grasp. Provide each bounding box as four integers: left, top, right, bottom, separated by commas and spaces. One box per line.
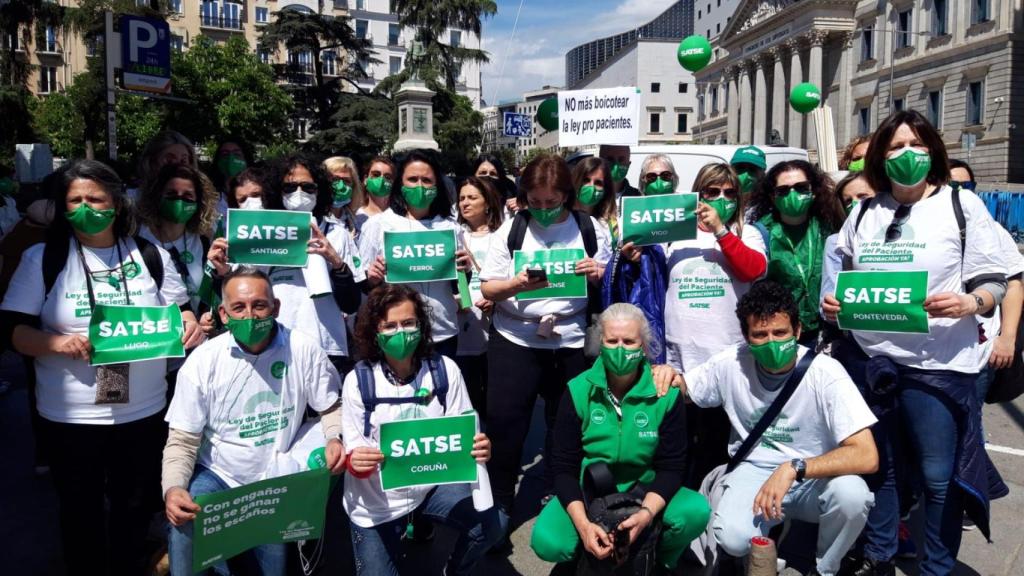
342, 284, 505, 575
531, 303, 710, 570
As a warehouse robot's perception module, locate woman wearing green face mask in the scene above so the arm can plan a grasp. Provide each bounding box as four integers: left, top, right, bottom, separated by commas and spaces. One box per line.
749, 160, 846, 346
532, 303, 710, 570
324, 155, 367, 241
572, 157, 618, 244
359, 156, 396, 223
638, 154, 678, 197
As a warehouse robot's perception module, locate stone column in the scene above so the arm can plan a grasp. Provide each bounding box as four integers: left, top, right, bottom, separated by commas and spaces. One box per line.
739, 62, 753, 144
753, 57, 768, 144
806, 31, 828, 152
836, 32, 855, 151
786, 38, 804, 149
727, 68, 740, 144
770, 47, 787, 144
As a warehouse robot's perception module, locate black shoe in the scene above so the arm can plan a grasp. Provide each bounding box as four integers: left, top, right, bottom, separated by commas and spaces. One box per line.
842, 557, 896, 576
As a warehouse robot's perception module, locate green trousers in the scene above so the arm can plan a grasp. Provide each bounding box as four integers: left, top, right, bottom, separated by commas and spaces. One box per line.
530, 487, 711, 568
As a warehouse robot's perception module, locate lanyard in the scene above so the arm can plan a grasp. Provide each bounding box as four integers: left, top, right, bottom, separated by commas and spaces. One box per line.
76, 238, 132, 309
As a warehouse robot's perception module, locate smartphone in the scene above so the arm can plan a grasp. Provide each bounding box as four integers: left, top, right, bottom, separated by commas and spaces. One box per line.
526, 267, 548, 282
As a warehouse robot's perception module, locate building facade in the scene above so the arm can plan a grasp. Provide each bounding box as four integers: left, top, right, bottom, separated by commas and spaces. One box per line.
480, 102, 518, 156
517, 86, 560, 160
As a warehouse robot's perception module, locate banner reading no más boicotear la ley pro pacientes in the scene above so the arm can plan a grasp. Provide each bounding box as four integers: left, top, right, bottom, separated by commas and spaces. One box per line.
226, 209, 312, 267
88, 304, 185, 366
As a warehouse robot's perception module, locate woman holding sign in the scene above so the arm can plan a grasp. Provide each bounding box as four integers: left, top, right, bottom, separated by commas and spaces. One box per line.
0, 160, 201, 575
342, 285, 504, 575
822, 110, 1007, 576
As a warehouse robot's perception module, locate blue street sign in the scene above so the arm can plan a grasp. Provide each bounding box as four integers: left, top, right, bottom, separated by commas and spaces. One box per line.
503, 112, 533, 138
121, 15, 171, 94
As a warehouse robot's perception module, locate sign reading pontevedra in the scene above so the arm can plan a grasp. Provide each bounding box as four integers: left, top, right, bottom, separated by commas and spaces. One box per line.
227, 209, 311, 267
384, 229, 458, 283
89, 304, 184, 366
836, 270, 929, 334
192, 469, 330, 573
558, 86, 639, 148
379, 414, 477, 491
620, 194, 697, 246
513, 248, 587, 301
120, 15, 171, 94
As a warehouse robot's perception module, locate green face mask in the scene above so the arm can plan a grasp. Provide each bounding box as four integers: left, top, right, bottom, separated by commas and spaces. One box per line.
601, 345, 645, 376
578, 185, 604, 207
737, 172, 756, 195
0, 177, 15, 195
847, 158, 865, 173
331, 180, 353, 207
885, 147, 931, 187
65, 203, 115, 235
528, 206, 564, 227
610, 162, 629, 183
377, 328, 422, 360
217, 156, 247, 179
707, 198, 737, 223
401, 185, 437, 210
366, 176, 392, 197
775, 190, 814, 218
226, 316, 276, 348
644, 178, 674, 196
159, 198, 198, 224
749, 337, 798, 372
844, 199, 859, 216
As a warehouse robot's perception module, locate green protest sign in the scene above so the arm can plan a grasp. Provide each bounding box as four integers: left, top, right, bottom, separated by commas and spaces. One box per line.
384, 229, 458, 283
226, 209, 311, 267
379, 414, 477, 491
192, 468, 330, 573
836, 270, 929, 334
88, 304, 185, 366
513, 248, 587, 301
620, 193, 697, 246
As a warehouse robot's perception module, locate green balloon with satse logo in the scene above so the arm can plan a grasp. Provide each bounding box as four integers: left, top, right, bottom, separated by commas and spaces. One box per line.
789, 82, 822, 114
536, 97, 559, 131
677, 35, 713, 72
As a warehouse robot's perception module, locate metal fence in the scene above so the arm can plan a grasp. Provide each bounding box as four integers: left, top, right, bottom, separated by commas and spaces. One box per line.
979, 191, 1024, 243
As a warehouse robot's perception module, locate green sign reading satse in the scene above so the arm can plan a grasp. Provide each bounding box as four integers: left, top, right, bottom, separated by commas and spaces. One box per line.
88, 304, 185, 366
379, 414, 477, 491
620, 193, 697, 246
192, 469, 330, 573
384, 229, 458, 283
226, 209, 311, 267
513, 248, 587, 301
836, 270, 929, 334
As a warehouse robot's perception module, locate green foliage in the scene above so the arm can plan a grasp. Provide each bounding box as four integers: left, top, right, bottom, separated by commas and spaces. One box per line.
433, 87, 483, 175
306, 91, 396, 166
390, 0, 494, 91
521, 147, 549, 167
115, 93, 164, 160
31, 89, 83, 158
0, 86, 36, 168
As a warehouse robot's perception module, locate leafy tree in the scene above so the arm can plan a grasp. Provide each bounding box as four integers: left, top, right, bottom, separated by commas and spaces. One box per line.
433, 87, 483, 175
305, 91, 396, 165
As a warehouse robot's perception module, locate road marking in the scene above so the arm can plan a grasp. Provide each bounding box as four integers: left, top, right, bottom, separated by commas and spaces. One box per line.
986, 443, 1024, 457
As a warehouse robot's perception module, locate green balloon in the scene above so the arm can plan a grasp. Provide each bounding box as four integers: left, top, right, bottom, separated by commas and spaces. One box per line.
789, 83, 822, 114
536, 97, 559, 131
677, 35, 713, 72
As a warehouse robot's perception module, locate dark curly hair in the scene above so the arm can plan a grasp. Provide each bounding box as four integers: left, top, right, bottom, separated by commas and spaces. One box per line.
354, 284, 434, 363
50, 160, 135, 242
736, 281, 800, 337
269, 153, 332, 219
748, 159, 845, 233
227, 166, 275, 208
390, 149, 453, 219
138, 164, 220, 236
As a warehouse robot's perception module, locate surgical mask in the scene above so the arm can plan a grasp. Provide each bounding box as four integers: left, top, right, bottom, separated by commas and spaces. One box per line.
737, 172, 756, 194
226, 315, 275, 348
240, 197, 263, 210
749, 337, 798, 372
578, 185, 603, 206
528, 206, 563, 227
601, 345, 645, 377
377, 328, 421, 360
707, 198, 737, 223
159, 198, 197, 224
644, 178, 674, 196
401, 185, 437, 210
844, 199, 859, 216
65, 203, 115, 235
366, 176, 392, 197
610, 162, 629, 183
885, 147, 931, 187
283, 191, 317, 212
775, 190, 813, 218
847, 158, 865, 173
217, 156, 247, 179
331, 180, 353, 208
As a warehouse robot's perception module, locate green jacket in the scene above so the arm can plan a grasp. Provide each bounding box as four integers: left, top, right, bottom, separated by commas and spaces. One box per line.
758, 213, 830, 332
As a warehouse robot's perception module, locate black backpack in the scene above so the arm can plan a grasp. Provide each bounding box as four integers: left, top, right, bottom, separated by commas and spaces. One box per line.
576, 462, 660, 576
43, 234, 165, 297
506, 209, 598, 258
352, 352, 450, 437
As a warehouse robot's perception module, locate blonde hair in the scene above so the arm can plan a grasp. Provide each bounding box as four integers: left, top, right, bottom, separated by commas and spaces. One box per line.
323, 156, 366, 220
138, 164, 220, 237
639, 153, 679, 192
586, 303, 659, 360
693, 162, 745, 233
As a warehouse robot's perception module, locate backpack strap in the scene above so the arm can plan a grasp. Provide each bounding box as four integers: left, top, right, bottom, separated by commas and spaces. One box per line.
355, 360, 377, 437
571, 210, 598, 258
133, 235, 165, 291
42, 235, 71, 298
752, 221, 771, 260
951, 187, 966, 257
355, 355, 450, 437
200, 234, 211, 261
854, 197, 874, 233
507, 210, 530, 254
426, 352, 449, 411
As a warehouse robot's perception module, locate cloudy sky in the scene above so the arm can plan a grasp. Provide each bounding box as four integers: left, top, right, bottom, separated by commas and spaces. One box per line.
480, 0, 679, 106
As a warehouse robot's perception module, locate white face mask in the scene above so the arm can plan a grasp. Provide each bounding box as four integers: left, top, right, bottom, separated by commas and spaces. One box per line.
240, 197, 263, 210
283, 191, 317, 212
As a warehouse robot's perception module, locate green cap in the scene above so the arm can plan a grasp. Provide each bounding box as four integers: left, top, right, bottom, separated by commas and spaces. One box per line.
731, 146, 767, 170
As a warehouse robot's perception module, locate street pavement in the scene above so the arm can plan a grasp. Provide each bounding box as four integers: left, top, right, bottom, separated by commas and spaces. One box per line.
2, 349, 1024, 575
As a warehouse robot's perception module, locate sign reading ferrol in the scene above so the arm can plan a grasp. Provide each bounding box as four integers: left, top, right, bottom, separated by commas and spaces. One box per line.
226, 209, 311, 267
836, 270, 929, 334
513, 248, 587, 300
379, 414, 477, 491
384, 229, 458, 283
89, 304, 185, 366
620, 194, 697, 246
120, 15, 172, 94
192, 468, 330, 573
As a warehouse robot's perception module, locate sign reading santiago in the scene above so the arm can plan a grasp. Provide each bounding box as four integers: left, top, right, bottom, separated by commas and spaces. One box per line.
226, 209, 312, 267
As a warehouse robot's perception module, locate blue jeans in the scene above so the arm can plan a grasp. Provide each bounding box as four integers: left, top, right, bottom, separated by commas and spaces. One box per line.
350, 483, 507, 576
168, 467, 287, 576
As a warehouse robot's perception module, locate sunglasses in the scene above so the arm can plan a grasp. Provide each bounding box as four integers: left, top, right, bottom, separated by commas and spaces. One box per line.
283, 181, 318, 194
772, 181, 812, 197
642, 171, 674, 184
950, 180, 977, 192
885, 204, 912, 243
700, 186, 739, 200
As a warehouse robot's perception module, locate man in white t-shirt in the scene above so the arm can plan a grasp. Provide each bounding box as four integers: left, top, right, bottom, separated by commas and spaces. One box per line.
161, 267, 345, 576
673, 281, 878, 576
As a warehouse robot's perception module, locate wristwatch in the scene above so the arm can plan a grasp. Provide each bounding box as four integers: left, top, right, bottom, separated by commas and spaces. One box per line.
972, 294, 984, 313
714, 228, 730, 240
790, 458, 807, 482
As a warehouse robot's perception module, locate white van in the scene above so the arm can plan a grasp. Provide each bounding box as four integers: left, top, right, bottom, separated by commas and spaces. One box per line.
627, 145, 809, 192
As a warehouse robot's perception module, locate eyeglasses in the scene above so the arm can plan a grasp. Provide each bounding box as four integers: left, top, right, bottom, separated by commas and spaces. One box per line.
642, 171, 674, 184
885, 204, 912, 243
283, 182, 318, 194
378, 319, 419, 335
700, 186, 738, 200
950, 180, 977, 192
771, 181, 812, 197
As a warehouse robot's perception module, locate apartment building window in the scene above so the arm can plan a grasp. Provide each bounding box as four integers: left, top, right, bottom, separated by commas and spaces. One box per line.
322, 50, 336, 75
256, 7, 268, 23
388, 23, 399, 46
650, 112, 661, 133
858, 107, 871, 136
170, 34, 184, 52
679, 82, 688, 93
39, 66, 57, 94
861, 28, 873, 61
450, 30, 461, 48
356, 19, 367, 40
927, 89, 943, 128
356, 0, 365, 9
3, 32, 18, 52
893, 97, 904, 112
932, 0, 947, 35
711, 86, 719, 112
971, 0, 990, 24
389, 55, 401, 75
698, 10, 701, 18
258, 49, 270, 64
677, 113, 688, 133
896, 9, 912, 49
717, 23, 721, 34
222, 2, 241, 28
168, 0, 182, 13
201, 2, 218, 26
651, 82, 660, 93
41, 25, 57, 53
967, 80, 985, 125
